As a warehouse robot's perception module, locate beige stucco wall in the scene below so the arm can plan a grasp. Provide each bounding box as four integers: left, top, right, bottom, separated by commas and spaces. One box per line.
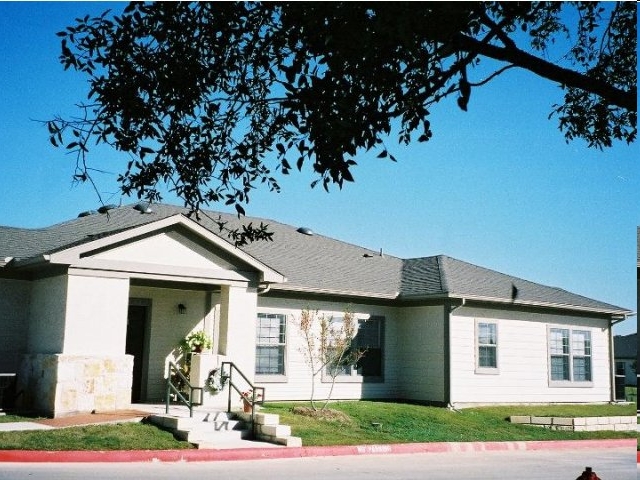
449, 306, 612, 406
0, 279, 30, 372
219, 285, 258, 380
94, 230, 239, 270
27, 275, 68, 354
63, 274, 130, 355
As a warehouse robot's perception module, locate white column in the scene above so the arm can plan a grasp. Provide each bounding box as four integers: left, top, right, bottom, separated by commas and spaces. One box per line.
219, 285, 257, 381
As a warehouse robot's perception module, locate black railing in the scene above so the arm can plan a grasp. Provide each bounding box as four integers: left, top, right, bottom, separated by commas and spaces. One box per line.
166, 361, 203, 418
221, 361, 265, 437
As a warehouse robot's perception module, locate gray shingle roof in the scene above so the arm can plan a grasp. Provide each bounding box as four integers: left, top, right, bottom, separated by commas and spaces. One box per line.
614, 333, 637, 358
0, 203, 631, 316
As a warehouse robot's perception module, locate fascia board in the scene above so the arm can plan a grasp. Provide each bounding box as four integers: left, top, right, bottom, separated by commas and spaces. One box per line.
445, 293, 633, 317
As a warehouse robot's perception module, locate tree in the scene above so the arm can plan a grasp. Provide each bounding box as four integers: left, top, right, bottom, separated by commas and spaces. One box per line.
298, 307, 366, 411
47, 2, 636, 243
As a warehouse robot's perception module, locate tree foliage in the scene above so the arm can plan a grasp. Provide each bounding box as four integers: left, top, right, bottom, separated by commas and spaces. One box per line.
47, 2, 636, 243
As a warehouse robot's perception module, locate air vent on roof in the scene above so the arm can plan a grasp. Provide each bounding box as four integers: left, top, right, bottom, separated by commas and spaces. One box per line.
133, 202, 153, 214
296, 227, 314, 236
97, 204, 117, 214
77, 210, 97, 218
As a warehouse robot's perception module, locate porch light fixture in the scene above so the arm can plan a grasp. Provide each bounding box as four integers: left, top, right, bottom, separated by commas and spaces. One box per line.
177, 303, 187, 315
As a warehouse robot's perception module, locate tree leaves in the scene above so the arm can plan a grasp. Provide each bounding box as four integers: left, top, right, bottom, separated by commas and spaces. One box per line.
47, 1, 636, 245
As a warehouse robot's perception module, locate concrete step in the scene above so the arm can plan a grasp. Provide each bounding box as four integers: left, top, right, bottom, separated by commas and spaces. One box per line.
175, 427, 250, 443
147, 409, 299, 449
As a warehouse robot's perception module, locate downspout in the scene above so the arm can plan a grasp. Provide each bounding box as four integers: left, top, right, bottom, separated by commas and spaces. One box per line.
257, 283, 271, 295
446, 299, 466, 408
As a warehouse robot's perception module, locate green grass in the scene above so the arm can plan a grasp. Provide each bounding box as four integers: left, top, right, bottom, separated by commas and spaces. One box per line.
261, 401, 637, 446
0, 422, 193, 451
0, 402, 635, 450
625, 386, 637, 402
0, 414, 43, 423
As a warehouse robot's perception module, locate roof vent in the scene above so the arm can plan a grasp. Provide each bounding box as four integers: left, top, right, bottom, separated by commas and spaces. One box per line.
296, 227, 314, 236
133, 202, 153, 214
77, 210, 97, 218
97, 204, 117, 214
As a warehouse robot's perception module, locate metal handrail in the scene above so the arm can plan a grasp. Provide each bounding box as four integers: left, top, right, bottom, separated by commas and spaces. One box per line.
221, 361, 265, 437
166, 361, 203, 418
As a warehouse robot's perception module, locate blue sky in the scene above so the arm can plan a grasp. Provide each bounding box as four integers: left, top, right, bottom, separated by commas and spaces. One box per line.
0, 2, 637, 335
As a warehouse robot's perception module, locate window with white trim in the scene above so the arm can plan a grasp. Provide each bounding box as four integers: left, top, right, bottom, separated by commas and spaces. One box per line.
476, 321, 498, 372
327, 316, 384, 382
255, 313, 286, 376
549, 328, 592, 383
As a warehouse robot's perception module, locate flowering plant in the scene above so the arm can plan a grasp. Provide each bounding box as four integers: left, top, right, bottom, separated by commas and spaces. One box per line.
240, 389, 262, 403
204, 368, 228, 395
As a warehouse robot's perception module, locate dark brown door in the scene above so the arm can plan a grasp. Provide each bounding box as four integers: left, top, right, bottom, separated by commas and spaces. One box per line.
126, 305, 147, 403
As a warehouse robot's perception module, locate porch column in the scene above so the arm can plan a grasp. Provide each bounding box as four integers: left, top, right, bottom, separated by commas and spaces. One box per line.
18, 273, 134, 417
218, 285, 257, 380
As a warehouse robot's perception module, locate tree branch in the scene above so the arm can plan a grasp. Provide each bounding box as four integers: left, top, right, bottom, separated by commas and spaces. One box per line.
455, 34, 637, 112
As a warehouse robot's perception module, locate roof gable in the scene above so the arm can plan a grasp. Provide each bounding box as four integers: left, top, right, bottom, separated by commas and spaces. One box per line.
9, 214, 285, 284
91, 228, 238, 270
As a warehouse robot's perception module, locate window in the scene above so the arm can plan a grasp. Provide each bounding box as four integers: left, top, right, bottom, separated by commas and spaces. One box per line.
255, 313, 286, 376
549, 328, 592, 384
327, 316, 384, 381
476, 322, 498, 372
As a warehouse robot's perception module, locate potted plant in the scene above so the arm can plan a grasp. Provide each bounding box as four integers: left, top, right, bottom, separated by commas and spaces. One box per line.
180, 330, 213, 354
240, 389, 262, 413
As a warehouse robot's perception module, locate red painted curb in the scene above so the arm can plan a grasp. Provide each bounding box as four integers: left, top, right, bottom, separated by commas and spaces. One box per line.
0, 439, 634, 463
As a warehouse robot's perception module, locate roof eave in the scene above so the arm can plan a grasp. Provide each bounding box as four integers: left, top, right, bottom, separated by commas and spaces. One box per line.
269, 283, 399, 300
445, 293, 633, 317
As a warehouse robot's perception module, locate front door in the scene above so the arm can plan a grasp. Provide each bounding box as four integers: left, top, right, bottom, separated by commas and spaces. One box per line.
126, 305, 147, 403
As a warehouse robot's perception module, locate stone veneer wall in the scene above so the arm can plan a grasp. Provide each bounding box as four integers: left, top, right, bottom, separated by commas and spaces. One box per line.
18, 354, 133, 417
510, 415, 637, 432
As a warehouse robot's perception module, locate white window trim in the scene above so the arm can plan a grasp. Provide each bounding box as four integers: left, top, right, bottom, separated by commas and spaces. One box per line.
547, 325, 594, 388
321, 314, 384, 384
475, 320, 499, 375
254, 312, 288, 383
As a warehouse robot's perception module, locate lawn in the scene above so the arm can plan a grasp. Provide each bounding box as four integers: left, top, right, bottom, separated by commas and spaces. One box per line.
625, 386, 637, 403
261, 401, 637, 446
0, 402, 635, 451
0, 422, 192, 451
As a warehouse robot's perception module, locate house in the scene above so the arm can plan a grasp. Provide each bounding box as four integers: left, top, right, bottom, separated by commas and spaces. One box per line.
613, 333, 637, 387
0, 203, 632, 417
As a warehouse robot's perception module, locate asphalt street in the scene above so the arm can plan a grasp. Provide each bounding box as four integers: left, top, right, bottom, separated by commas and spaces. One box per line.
0, 447, 635, 480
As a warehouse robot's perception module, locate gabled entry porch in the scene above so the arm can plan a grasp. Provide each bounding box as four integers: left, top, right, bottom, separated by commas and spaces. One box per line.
16, 214, 285, 418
